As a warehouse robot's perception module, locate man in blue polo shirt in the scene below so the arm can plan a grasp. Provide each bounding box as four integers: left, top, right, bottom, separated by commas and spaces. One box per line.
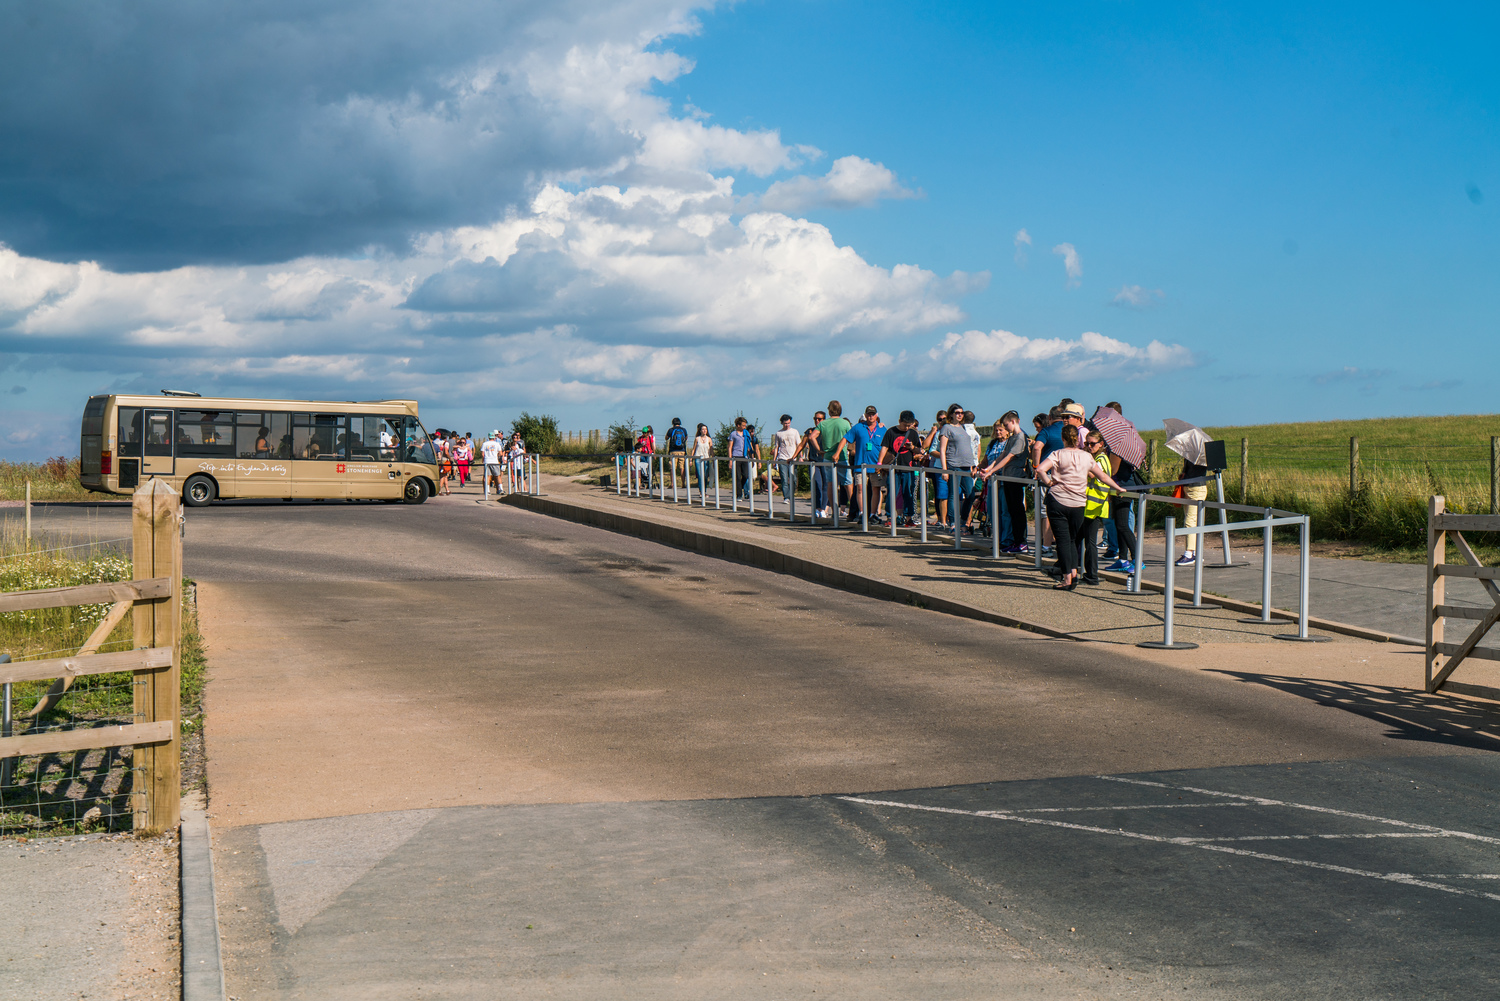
838, 405, 886, 523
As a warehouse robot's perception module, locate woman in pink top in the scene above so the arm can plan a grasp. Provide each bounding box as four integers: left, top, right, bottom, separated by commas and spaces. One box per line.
1035, 424, 1124, 590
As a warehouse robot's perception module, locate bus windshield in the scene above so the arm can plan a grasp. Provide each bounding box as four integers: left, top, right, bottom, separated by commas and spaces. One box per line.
404, 416, 435, 464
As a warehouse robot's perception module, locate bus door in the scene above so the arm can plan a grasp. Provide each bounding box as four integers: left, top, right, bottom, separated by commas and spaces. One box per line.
346, 415, 402, 499
290, 413, 342, 498
143, 409, 175, 477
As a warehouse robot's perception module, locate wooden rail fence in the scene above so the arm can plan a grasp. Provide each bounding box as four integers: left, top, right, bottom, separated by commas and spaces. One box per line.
0, 479, 182, 833
1426, 495, 1500, 703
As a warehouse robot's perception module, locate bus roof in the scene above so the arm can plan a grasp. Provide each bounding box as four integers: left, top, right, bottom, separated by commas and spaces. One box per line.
100, 394, 421, 416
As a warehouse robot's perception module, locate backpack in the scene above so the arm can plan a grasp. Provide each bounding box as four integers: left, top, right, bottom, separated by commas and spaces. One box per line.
666, 426, 688, 450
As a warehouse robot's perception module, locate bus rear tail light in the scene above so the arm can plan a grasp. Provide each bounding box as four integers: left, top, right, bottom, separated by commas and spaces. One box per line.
101, 450, 112, 474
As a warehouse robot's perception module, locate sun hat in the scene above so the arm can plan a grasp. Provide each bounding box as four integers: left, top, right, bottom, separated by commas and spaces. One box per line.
1062, 403, 1086, 419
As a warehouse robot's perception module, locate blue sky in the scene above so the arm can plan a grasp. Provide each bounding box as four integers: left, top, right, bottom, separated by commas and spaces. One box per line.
0, 1, 1494, 456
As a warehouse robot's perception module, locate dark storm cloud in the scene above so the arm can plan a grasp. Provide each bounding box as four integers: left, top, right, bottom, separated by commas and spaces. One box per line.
0, 1, 683, 270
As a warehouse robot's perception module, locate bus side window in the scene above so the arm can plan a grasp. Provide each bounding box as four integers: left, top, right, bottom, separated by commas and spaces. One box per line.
236, 412, 262, 458
118, 408, 143, 456
264, 413, 291, 459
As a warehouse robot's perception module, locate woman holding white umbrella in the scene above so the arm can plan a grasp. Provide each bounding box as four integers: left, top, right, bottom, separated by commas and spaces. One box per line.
1163, 419, 1212, 566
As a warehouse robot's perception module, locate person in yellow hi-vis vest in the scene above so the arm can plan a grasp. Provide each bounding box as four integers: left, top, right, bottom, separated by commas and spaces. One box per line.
1081, 431, 1115, 585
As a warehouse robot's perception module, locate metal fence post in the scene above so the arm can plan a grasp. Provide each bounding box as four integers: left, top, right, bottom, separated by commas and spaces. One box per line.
731, 460, 738, 513
714, 458, 722, 509
789, 462, 798, 523
1130, 492, 1147, 593
951, 469, 961, 551
766, 462, 774, 519
888, 466, 898, 537
615, 455, 622, 495
1032, 482, 1044, 570
860, 470, 869, 533
1274, 514, 1329, 642
1214, 474, 1233, 565
990, 477, 1000, 559
1193, 498, 1205, 606
1260, 507, 1273, 623
1136, 514, 1197, 650
919, 471, 927, 543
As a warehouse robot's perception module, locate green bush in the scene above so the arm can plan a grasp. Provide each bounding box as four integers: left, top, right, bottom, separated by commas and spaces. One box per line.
606, 417, 637, 455
510, 412, 560, 454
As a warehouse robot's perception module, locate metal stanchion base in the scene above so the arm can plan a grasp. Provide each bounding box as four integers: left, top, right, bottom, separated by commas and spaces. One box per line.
1237, 617, 1277, 624
1273, 634, 1332, 643
1136, 640, 1200, 650
1174, 601, 1219, 610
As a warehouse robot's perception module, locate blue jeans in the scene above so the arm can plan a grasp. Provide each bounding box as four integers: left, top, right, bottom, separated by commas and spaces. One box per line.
735, 458, 751, 498
778, 461, 795, 501
694, 457, 710, 495
814, 463, 834, 511
889, 470, 915, 521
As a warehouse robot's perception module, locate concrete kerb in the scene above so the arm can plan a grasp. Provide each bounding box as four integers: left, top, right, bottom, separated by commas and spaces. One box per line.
504, 490, 1423, 648
502, 493, 1078, 641
180, 801, 227, 1001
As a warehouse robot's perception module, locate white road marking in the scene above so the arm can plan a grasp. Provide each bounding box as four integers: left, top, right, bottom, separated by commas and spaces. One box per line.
1183, 833, 1448, 842
836, 796, 1500, 904
1096, 775, 1500, 846
1012, 803, 1250, 813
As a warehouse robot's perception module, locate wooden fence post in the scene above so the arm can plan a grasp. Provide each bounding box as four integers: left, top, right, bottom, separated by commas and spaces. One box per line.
1349, 436, 1359, 495
132, 480, 181, 834
1491, 436, 1497, 516
1426, 495, 1444, 692
1239, 438, 1248, 502
1148, 439, 1157, 482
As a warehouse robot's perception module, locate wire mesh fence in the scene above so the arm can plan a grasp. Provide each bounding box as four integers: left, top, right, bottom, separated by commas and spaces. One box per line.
1, 665, 146, 835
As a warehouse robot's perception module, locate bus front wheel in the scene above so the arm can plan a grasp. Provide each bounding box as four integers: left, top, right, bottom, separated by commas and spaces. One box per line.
403, 478, 429, 504
183, 475, 217, 507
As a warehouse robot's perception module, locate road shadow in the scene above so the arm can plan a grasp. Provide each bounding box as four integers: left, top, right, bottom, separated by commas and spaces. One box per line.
1213, 671, 1500, 752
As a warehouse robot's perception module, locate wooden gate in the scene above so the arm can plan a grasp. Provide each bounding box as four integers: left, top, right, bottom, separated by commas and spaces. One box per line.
1426, 495, 1500, 702
0, 479, 182, 833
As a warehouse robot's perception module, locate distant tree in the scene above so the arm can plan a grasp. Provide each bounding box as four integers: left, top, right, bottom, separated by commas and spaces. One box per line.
511, 412, 560, 454
606, 417, 638, 454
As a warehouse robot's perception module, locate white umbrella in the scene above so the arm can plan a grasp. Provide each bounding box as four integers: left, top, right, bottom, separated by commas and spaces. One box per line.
1162, 418, 1210, 467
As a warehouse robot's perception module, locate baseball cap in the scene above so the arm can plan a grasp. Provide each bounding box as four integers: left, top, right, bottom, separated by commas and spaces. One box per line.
864, 405, 878, 416
641, 425, 652, 432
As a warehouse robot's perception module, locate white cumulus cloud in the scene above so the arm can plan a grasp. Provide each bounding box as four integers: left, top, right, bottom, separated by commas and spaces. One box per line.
1111, 285, 1165, 309
756, 156, 917, 212
1013, 228, 1031, 265
1052, 243, 1082, 287
918, 328, 1194, 386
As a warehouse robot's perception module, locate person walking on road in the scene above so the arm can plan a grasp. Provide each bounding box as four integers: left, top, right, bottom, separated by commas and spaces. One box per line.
480, 431, 503, 498
1035, 424, 1125, 590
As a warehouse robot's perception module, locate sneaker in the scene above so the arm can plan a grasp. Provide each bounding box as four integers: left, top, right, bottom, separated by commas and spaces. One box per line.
1107, 559, 1135, 574
1081, 577, 1101, 586
1041, 546, 1056, 557
1175, 551, 1197, 566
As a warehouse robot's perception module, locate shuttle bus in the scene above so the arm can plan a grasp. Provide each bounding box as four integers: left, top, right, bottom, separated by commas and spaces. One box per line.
78, 392, 440, 506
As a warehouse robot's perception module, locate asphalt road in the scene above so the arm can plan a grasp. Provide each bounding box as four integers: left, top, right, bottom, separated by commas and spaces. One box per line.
28, 495, 1500, 998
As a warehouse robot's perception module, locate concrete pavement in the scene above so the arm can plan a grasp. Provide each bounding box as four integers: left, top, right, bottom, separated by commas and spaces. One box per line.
22, 492, 1500, 998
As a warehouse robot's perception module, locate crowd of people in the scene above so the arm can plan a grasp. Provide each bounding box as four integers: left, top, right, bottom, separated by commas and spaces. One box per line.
430, 428, 531, 497
632, 397, 1185, 591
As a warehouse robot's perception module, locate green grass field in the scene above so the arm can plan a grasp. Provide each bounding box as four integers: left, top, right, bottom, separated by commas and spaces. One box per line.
1132, 413, 1500, 554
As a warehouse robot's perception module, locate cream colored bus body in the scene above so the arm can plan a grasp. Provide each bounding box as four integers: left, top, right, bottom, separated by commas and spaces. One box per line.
78, 394, 439, 505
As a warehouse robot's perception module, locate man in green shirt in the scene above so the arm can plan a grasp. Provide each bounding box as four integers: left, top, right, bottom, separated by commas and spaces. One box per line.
814, 400, 852, 520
